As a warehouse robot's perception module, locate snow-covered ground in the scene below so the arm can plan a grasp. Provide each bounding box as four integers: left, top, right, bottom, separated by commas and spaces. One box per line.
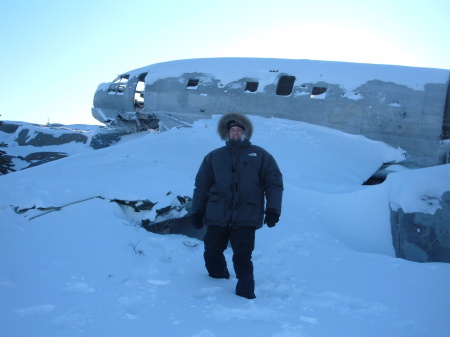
1, 115, 449, 337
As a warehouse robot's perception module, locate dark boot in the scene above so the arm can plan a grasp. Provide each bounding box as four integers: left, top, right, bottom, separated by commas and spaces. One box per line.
236, 278, 256, 299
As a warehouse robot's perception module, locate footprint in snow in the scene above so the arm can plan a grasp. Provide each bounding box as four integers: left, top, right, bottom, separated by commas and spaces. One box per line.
63, 282, 95, 294
192, 286, 223, 299
15, 304, 55, 317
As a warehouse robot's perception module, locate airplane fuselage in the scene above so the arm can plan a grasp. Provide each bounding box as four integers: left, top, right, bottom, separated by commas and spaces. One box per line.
92, 58, 450, 167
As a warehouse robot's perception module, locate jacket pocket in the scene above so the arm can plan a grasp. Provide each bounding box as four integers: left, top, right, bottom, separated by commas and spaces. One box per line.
205, 194, 227, 225
237, 198, 264, 225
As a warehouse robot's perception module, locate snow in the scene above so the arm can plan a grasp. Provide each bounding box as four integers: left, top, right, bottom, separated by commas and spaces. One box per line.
1, 115, 450, 337
128, 58, 450, 93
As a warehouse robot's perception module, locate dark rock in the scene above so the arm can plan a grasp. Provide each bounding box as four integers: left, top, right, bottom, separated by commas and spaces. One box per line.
15, 129, 88, 146
0, 123, 20, 134
23, 152, 68, 168
24, 152, 67, 162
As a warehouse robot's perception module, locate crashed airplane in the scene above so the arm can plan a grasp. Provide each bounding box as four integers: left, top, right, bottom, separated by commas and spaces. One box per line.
92, 58, 450, 167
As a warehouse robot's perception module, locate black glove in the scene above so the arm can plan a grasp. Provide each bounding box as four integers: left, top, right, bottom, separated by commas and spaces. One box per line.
191, 212, 204, 229
264, 210, 279, 228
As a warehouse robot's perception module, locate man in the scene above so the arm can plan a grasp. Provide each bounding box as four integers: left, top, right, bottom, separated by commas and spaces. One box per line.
191, 112, 283, 299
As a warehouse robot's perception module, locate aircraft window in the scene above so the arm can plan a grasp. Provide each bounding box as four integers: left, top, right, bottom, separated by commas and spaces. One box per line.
311, 87, 327, 98
108, 84, 117, 92
186, 79, 199, 89
245, 82, 259, 92
109, 75, 129, 93
113, 75, 129, 83
276, 76, 296, 96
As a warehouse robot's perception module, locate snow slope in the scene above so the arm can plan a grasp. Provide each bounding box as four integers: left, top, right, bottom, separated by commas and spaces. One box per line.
1, 115, 450, 337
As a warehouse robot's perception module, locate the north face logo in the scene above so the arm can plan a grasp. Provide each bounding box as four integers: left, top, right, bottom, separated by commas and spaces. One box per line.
248, 153, 257, 157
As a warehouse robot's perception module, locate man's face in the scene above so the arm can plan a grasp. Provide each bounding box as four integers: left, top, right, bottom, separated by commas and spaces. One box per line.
229, 126, 244, 141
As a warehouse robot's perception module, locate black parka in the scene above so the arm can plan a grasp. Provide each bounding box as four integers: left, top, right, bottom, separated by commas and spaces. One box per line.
192, 113, 283, 229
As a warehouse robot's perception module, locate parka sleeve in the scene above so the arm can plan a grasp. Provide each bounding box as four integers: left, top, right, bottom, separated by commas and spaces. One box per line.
192, 154, 215, 214
260, 151, 283, 215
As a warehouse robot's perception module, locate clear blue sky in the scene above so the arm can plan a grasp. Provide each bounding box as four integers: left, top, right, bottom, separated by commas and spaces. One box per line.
1, 0, 449, 125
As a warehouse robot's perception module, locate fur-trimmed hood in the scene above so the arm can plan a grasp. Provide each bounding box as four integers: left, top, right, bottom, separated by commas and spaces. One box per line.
217, 112, 254, 141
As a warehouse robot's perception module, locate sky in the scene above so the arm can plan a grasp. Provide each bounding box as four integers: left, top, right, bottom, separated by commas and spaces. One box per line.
1, 115, 450, 336
1, 0, 449, 126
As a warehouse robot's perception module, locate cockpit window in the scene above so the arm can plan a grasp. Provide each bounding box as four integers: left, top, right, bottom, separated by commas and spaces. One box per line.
109, 75, 129, 94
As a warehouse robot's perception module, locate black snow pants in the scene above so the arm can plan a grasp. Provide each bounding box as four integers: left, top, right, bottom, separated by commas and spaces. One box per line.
203, 225, 256, 299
